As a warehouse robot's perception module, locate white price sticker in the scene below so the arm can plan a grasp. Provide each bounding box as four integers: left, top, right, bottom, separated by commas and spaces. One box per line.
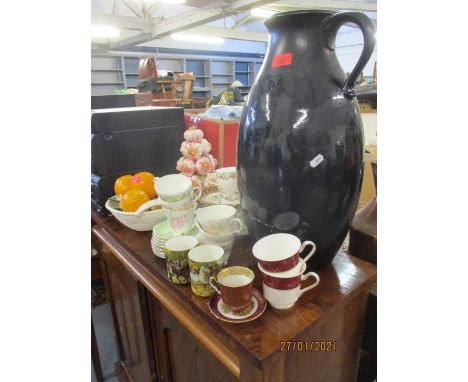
309, 154, 324, 168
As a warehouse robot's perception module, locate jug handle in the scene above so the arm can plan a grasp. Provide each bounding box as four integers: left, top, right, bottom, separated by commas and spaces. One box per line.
322, 12, 376, 98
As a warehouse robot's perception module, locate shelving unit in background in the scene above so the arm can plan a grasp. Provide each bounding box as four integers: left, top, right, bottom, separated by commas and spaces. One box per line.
91, 55, 125, 96
234, 61, 254, 96
91, 53, 264, 100
211, 60, 234, 97
186, 59, 211, 101
123, 56, 139, 88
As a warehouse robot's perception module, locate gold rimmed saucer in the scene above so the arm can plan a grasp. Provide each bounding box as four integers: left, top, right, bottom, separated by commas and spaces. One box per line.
208, 288, 266, 324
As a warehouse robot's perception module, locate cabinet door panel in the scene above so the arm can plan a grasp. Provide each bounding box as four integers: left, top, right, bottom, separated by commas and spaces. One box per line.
149, 295, 237, 382
102, 248, 156, 381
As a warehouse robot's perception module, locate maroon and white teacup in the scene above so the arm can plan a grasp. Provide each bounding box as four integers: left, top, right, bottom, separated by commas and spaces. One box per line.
258, 260, 320, 310
252, 233, 316, 273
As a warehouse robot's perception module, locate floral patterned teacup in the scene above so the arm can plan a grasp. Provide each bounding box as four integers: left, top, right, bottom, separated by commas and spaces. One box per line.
161, 194, 200, 212
163, 205, 197, 235
188, 245, 224, 297
216, 167, 238, 195
195, 205, 243, 235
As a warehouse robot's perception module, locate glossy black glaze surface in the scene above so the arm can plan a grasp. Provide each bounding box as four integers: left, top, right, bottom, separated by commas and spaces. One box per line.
237, 10, 376, 270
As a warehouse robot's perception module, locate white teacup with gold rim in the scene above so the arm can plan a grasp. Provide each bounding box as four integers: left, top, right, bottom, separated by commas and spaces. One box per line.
216, 167, 238, 194
195, 205, 242, 236
155, 174, 201, 203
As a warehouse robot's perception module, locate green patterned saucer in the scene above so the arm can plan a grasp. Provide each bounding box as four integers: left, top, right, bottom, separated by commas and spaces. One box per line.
153, 219, 198, 241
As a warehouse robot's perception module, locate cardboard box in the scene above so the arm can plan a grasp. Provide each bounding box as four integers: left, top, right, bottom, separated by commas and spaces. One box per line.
184, 110, 239, 168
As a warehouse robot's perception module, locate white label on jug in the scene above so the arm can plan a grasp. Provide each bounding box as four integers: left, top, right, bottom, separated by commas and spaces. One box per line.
310, 154, 324, 168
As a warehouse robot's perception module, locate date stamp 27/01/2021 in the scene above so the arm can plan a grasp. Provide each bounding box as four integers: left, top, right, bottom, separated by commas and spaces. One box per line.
280, 341, 337, 352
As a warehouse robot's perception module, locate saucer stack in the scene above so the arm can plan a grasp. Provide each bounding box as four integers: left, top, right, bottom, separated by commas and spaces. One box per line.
151, 237, 166, 258
151, 220, 172, 258
152, 220, 198, 258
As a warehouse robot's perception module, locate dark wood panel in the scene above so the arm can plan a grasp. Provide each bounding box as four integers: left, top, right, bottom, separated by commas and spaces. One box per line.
91, 316, 104, 382
98, 244, 125, 361
91, 236, 102, 282
349, 197, 377, 265
91, 255, 102, 282
101, 247, 156, 382
149, 294, 238, 382
349, 200, 377, 382
115, 360, 135, 382
283, 290, 369, 382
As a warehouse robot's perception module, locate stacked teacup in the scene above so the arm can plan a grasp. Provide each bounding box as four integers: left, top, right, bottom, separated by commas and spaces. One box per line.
252, 233, 320, 310
154, 174, 202, 235
195, 205, 243, 265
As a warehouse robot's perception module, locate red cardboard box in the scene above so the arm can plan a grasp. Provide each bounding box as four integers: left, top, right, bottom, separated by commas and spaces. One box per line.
184, 110, 240, 168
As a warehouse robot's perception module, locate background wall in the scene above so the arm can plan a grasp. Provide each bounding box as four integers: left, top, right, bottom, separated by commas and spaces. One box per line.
335, 27, 377, 76
140, 36, 267, 55
361, 113, 377, 145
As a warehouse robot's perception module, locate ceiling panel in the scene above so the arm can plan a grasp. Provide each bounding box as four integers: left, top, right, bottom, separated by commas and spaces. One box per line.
91, 0, 376, 45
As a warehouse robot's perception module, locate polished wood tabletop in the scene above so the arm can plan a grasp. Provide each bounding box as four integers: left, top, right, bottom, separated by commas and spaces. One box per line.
92, 210, 376, 366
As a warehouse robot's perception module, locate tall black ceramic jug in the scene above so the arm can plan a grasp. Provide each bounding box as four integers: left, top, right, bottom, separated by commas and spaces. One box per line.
237, 10, 376, 271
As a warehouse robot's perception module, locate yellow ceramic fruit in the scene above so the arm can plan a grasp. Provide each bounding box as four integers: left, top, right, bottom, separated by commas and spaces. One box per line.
114, 175, 132, 196
131, 171, 157, 199
119, 189, 150, 212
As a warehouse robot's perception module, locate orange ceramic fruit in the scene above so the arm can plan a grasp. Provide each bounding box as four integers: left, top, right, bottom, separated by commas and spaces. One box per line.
114, 175, 132, 196
130, 171, 157, 198
119, 189, 150, 212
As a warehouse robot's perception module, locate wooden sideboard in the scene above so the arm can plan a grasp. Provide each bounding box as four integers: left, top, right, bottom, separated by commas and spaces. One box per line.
91, 210, 376, 382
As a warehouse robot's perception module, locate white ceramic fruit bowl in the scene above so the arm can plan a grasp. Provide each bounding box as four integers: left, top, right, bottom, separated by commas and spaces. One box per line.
105, 197, 165, 231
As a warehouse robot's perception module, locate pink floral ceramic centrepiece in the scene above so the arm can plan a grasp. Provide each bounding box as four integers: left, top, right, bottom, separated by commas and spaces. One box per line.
200, 138, 212, 155
177, 157, 196, 177
182, 142, 203, 161
196, 156, 214, 176
184, 127, 204, 143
